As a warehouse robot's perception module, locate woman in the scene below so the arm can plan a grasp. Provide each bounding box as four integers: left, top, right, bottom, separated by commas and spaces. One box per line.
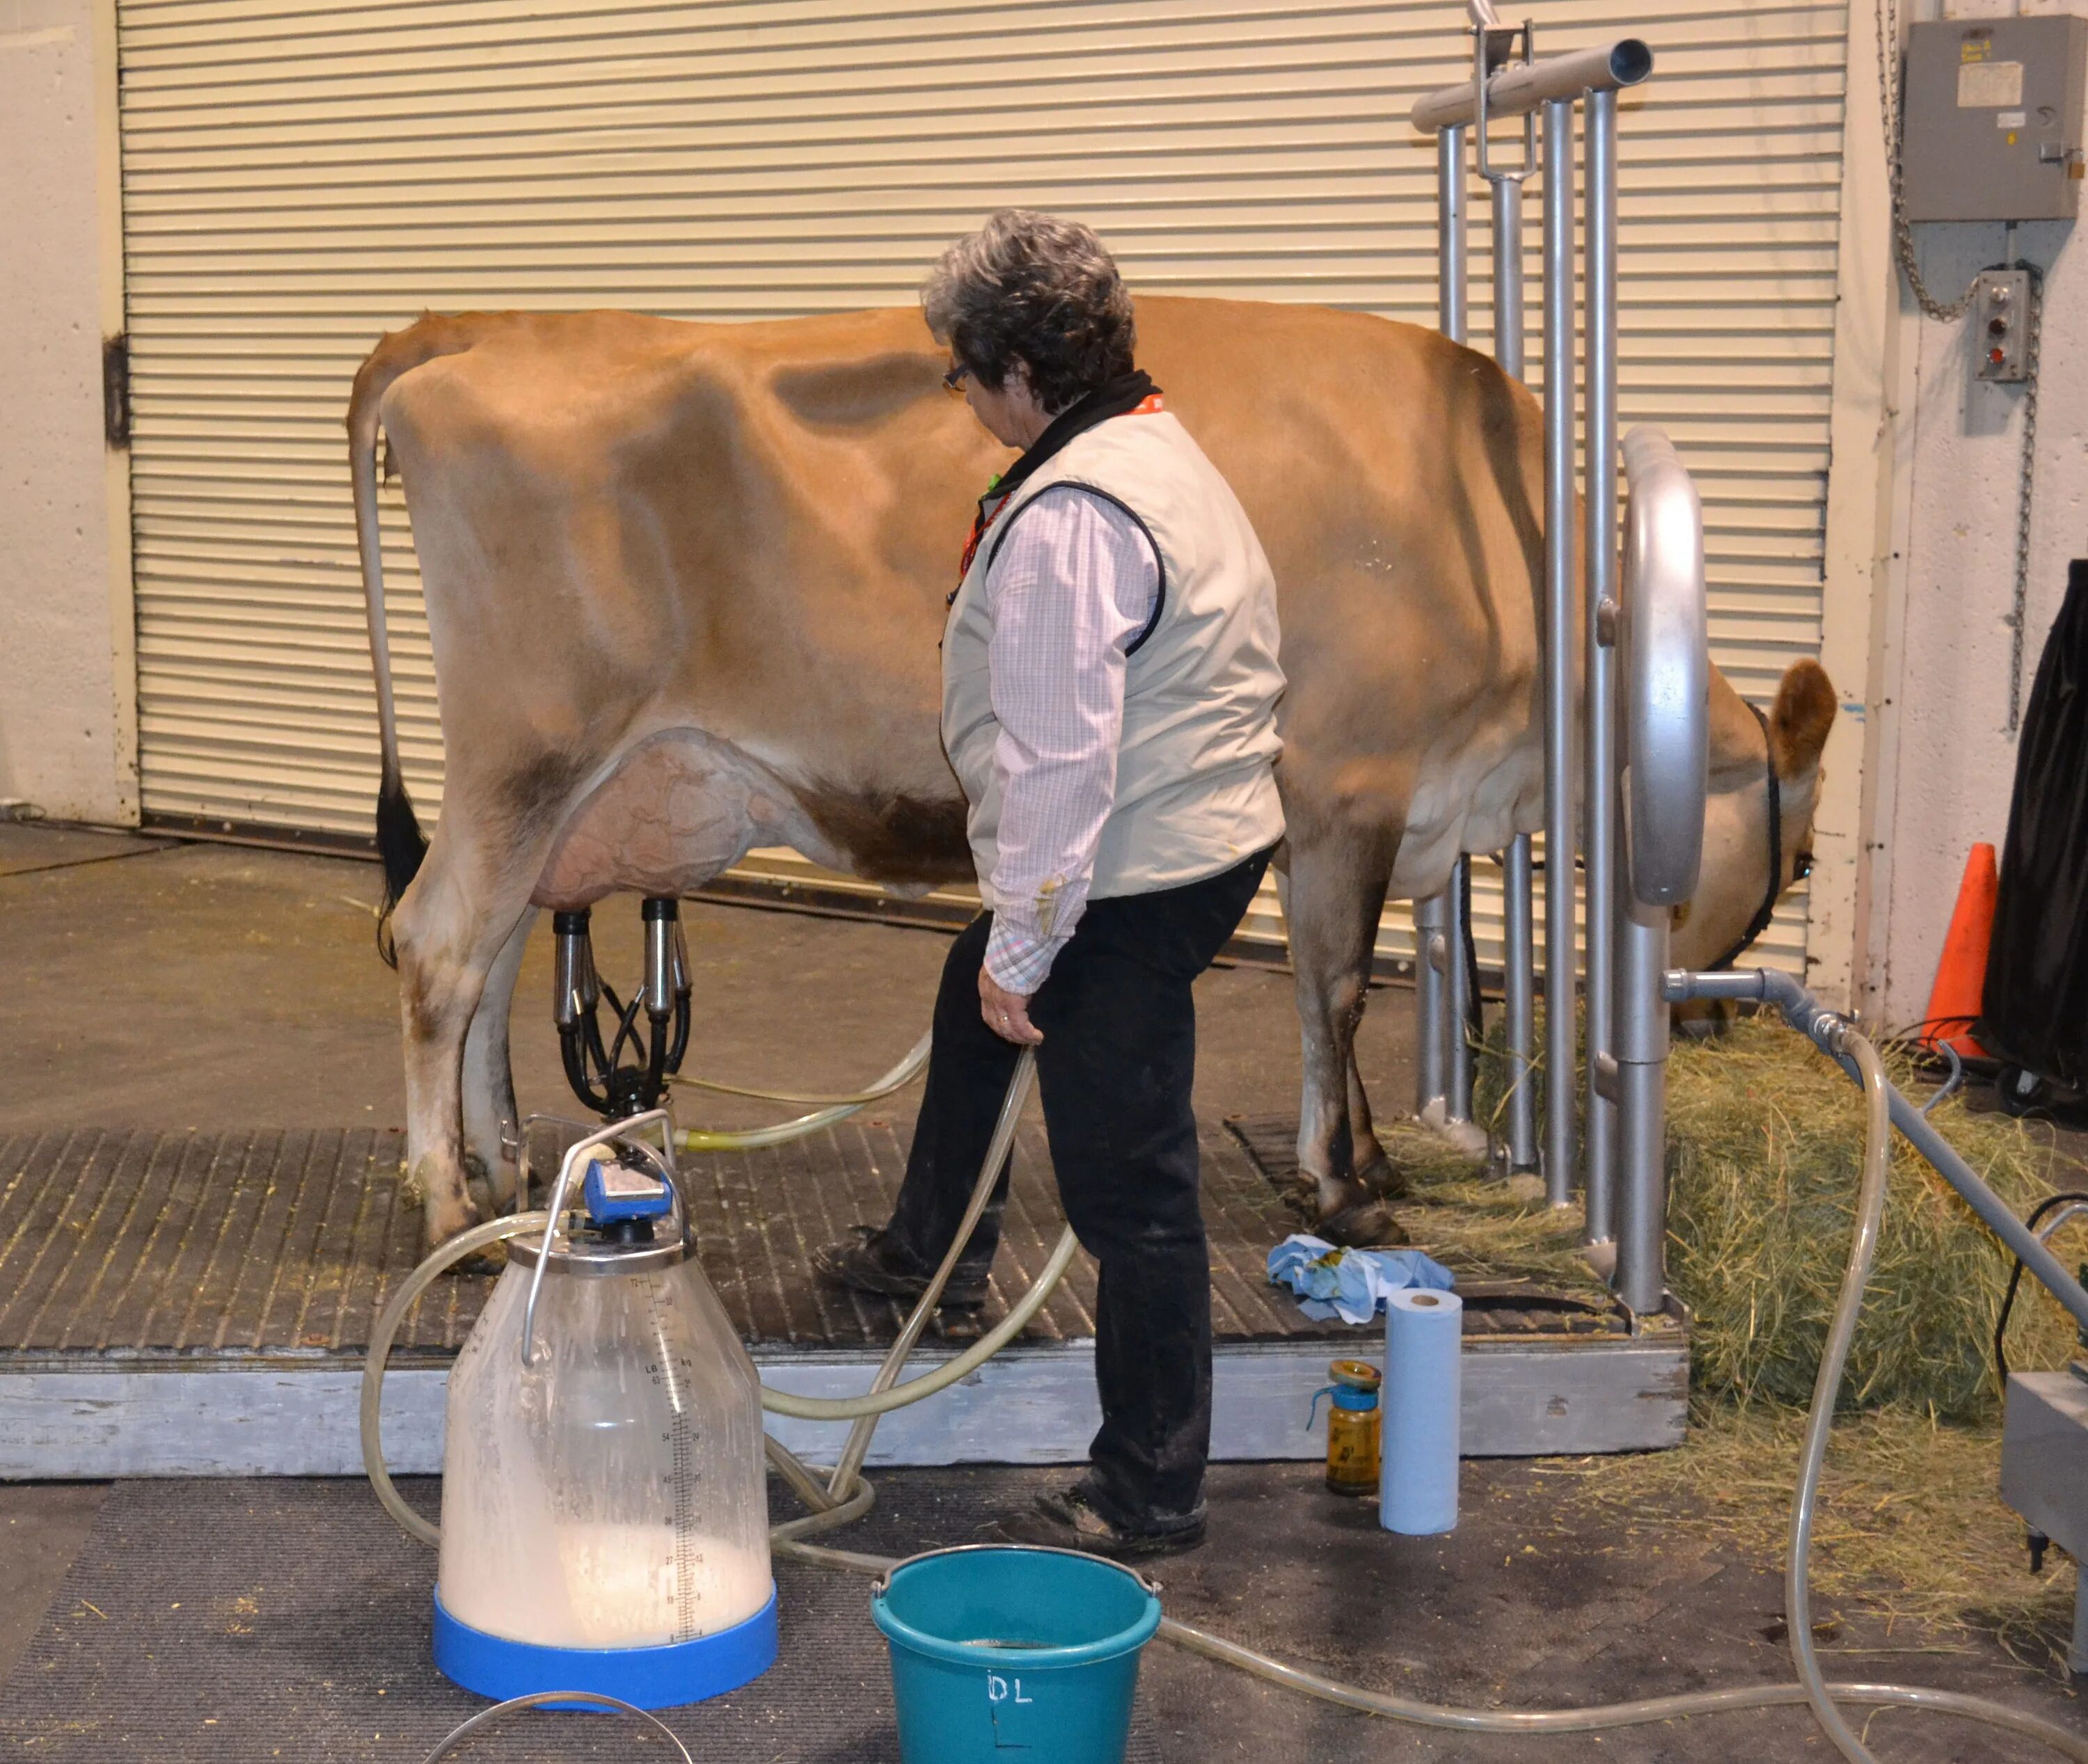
814, 209, 1285, 1560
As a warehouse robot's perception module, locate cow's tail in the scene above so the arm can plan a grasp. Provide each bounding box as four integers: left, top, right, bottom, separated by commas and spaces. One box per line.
348, 317, 475, 966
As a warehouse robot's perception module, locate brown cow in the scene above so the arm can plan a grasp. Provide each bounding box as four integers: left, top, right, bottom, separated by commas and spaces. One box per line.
349, 297, 1835, 1250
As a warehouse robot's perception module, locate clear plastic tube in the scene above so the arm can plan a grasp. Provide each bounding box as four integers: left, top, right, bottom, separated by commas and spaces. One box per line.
672, 1033, 931, 1150
1785, 1022, 1893, 1762
418, 1690, 693, 1763
669, 1031, 931, 1107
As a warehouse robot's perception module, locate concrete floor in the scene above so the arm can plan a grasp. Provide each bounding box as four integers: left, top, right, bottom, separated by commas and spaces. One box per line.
1, 824, 2084, 1759
0, 825, 1406, 1139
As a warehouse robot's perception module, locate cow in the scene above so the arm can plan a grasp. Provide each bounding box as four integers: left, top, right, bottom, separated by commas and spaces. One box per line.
348, 296, 1837, 1252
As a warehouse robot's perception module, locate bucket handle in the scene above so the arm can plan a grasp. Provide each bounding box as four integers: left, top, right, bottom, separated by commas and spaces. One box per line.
871, 1541, 1161, 1599
521, 1108, 674, 1367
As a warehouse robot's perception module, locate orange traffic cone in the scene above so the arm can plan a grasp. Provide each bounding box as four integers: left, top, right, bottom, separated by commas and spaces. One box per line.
1918, 843, 1999, 1059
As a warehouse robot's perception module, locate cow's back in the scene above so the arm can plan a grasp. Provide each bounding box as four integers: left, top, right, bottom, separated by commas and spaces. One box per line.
371, 297, 1545, 889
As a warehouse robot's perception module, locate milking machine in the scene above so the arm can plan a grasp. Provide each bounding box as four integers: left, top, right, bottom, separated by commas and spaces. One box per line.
551, 902, 693, 1119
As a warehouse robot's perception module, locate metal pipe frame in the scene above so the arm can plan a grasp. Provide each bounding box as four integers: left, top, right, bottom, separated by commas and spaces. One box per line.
1492, 164, 1540, 1176
1612, 427, 1706, 1314
1411, 38, 1652, 132
1581, 86, 1620, 1250
1446, 865, 1477, 1126
1540, 97, 1577, 1207
1671, 969, 2088, 1337
1414, 891, 1450, 1120
1415, 121, 1468, 1127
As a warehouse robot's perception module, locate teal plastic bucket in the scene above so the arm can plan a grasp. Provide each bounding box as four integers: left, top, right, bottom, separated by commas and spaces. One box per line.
871, 1546, 1162, 1762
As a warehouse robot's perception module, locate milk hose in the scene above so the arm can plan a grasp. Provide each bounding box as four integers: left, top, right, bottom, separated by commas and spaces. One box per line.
670, 1029, 931, 1106
418, 1691, 692, 1764
670, 1032, 931, 1152
365, 1033, 2088, 1761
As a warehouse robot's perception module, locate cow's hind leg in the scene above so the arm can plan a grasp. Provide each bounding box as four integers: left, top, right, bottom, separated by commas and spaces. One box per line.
1288, 827, 1406, 1246
1345, 1043, 1403, 1198
460, 905, 537, 1211
393, 818, 555, 1249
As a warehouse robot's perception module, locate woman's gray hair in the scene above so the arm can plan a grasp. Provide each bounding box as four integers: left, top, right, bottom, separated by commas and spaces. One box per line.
922, 210, 1137, 415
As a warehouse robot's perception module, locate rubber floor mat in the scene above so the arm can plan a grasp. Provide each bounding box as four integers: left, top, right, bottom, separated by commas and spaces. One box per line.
0, 1475, 1164, 1762
0, 1122, 1329, 1360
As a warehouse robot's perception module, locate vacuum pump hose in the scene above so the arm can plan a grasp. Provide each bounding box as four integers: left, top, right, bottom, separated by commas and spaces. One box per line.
363, 1027, 2088, 1761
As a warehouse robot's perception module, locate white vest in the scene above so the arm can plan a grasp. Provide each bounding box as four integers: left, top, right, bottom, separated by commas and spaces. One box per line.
941, 406, 1286, 901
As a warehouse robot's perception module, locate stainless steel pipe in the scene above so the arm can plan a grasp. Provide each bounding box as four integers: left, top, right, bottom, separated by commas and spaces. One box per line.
1414, 891, 1450, 1119
1416, 121, 1469, 1124
1447, 868, 1476, 1127
1612, 425, 1707, 1314
1411, 38, 1653, 133
1612, 907, 1669, 1314
1540, 97, 1577, 1207
1490, 169, 1539, 1175
1581, 87, 1620, 1249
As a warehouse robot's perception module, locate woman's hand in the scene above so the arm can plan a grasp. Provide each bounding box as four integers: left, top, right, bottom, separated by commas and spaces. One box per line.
979, 967, 1043, 1045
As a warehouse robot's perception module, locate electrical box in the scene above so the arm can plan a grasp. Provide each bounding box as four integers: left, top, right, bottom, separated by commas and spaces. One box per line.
1974, 268, 2033, 381
2000, 1370, 2088, 1674
1901, 15, 2088, 221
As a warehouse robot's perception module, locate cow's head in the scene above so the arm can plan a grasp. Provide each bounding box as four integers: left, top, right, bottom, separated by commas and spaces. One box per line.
1670, 657, 1837, 972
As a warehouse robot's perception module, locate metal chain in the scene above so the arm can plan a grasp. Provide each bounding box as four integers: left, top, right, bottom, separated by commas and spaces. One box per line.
2006, 263, 2043, 732
1875, 0, 2042, 731
1874, 0, 1978, 319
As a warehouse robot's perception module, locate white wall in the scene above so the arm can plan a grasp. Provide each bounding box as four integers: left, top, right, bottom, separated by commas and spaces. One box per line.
1872, 208, 2083, 1026
0, 0, 136, 825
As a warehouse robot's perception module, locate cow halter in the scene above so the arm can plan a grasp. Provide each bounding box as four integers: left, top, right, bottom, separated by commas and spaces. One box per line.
1706, 701, 1810, 971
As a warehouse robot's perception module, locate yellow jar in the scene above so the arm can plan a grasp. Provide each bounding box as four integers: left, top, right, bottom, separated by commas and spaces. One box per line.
1312, 1359, 1383, 1497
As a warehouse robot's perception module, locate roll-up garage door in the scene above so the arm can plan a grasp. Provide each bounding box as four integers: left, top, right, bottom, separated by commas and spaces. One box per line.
117, 0, 1845, 973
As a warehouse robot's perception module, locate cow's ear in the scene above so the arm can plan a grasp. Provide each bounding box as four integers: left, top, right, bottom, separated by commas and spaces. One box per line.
1769, 658, 1835, 779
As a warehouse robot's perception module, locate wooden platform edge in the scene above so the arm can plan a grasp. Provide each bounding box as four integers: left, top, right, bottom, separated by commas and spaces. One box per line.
0, 1334, 1686, 1477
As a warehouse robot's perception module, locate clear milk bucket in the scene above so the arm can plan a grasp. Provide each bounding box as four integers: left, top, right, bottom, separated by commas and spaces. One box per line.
433, 1130, 777, 1706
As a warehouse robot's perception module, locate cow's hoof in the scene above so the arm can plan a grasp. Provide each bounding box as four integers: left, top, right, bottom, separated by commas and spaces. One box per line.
1415, 1100, 1491, 1163
1314, 1199, 1409, 1248
1356, 1154, 1410, 1202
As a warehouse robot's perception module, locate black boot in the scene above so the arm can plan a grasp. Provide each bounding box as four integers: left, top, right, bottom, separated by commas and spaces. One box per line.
812, 1226, 990, 1309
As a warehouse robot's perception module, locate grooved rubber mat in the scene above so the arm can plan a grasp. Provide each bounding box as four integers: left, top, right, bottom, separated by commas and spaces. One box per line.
0, 1476, 1164, 1762
0, 1121, 1338, 1362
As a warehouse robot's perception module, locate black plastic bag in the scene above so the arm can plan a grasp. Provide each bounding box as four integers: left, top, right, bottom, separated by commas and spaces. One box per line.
1979, 559, 2088, 1091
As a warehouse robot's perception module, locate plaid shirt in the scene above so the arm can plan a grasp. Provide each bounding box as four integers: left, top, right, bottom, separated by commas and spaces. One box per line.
978, 486, 1160, 994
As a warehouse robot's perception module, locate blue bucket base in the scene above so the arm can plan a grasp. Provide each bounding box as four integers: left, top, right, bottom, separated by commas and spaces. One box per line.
433, 1587, 777, 1710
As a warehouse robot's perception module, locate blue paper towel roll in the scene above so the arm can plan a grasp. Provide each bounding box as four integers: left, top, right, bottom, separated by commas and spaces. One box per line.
1379, 1287, 1462, 1535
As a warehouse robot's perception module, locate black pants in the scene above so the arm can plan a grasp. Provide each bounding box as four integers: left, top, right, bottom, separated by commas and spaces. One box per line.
883, 848, 1271, 1529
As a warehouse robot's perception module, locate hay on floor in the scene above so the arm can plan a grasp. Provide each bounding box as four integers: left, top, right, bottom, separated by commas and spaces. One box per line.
1543, 1403, 2081, 1673
1442, 1011, 2085, 1415
1386, 1008, 2088, 1667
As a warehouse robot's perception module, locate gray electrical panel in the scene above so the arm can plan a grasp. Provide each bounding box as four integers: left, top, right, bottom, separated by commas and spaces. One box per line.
1901, 15, 2088, 222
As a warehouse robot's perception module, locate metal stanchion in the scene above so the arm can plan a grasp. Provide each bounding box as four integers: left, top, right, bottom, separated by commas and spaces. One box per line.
1580, 86, 1620, 1253
1416, 121, 1469, 1130
1410, 31, 1668, 1292
1540, 95, 1577, 1207
1446, 869, 1476, 1128
1489, 112, 1539, 1179
1414, 892, 1450, 1120
1613, 428, 1707, 1314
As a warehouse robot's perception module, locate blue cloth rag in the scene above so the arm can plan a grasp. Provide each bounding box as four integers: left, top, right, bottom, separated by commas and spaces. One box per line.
1265, 1234, 1455, 1324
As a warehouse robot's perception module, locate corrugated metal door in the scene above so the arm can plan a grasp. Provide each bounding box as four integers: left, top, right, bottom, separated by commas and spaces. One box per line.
118, 0, 1844, 971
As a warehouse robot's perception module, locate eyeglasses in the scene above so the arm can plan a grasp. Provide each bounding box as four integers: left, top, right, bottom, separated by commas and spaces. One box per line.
942, 362, 970, 397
